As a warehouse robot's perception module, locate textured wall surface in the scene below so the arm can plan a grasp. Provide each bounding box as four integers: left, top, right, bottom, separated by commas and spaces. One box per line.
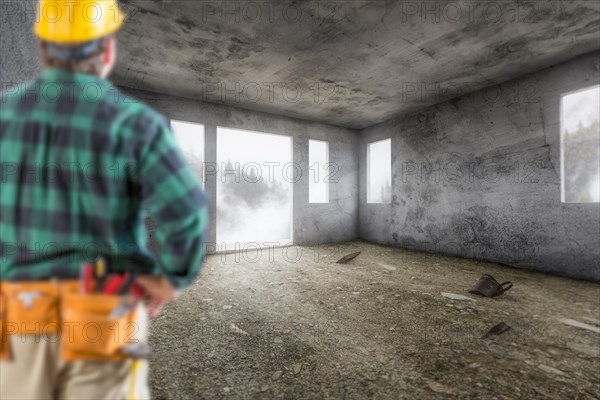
120, 88, 360, 249
360, 52, 600, 280
0, 0, 40, 84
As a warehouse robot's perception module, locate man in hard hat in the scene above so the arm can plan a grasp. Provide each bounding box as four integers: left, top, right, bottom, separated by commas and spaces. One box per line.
0, 1, 209, 398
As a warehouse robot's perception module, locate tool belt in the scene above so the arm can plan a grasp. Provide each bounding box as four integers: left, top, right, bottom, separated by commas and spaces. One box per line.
0, 280, 138, 362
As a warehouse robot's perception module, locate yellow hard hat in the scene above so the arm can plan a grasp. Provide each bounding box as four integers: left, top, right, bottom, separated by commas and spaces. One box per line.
34, 0, 126, 43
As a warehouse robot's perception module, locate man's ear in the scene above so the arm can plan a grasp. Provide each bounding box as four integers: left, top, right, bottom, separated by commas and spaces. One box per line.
104, 37, 116, 65
100, 36, 117, 78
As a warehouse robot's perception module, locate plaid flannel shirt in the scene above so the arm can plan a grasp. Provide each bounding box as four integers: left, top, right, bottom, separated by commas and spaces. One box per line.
0, 68, 209, 289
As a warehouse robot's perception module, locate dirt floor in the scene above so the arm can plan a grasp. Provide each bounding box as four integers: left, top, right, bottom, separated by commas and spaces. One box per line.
148, 241, 600, 399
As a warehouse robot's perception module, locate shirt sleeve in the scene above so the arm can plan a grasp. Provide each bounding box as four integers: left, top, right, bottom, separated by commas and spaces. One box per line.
134, 113, 209, 289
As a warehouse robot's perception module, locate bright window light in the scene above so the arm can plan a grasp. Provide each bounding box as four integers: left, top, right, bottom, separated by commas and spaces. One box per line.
216, 127, 293, 245
170, 120, 205, 187
367, 138, 392, 204
309, 140, 329, 203
561, 86, 600, 203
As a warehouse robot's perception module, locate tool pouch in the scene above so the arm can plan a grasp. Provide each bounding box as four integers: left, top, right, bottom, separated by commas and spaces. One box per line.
4, 282, 61, 335
60, 292, 138, 361
0, 291, 11, 361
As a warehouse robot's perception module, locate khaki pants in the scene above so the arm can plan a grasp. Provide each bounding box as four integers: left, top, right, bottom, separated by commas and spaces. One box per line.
0, 305, 150, 400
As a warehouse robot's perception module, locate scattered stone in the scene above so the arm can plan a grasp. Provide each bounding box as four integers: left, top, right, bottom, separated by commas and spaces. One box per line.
292, 363, 302, 374
230, 323, 248, 336
424, 378, 456, 395
352, 292, 360, 295
223, 305, 233, 310
582, 316, 600, 325
441, 292, 476, 301
271, 370, 283, 381
557, 318, 600, 333
483, 322, 512, 339
336, 251, 361, 264
273, 337, 283, 344
223, 387, 231, 393
537, 364, 565, 376
260, 385, 270, 392
567, 342, 600, 357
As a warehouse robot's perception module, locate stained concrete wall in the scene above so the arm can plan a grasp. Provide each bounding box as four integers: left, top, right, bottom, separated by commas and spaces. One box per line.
0, 0, 40, 84
359, 52, 600, 280
120, 88, 360, 249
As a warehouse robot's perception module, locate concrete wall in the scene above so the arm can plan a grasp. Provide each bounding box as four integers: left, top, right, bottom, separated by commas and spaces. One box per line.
120, 88, 360, 249
0, 0, 40, 84
359, 52, 600, 280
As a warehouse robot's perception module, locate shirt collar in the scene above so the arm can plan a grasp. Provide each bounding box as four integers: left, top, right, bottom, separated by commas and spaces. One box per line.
40, 67, 113, 88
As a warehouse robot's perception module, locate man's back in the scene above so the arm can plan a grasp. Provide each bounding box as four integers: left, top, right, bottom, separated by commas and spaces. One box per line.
1, 68, 208, 287
1, 3, 209, 397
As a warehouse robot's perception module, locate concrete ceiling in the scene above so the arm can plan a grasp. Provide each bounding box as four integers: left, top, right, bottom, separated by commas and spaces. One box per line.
113, 0, 600, 129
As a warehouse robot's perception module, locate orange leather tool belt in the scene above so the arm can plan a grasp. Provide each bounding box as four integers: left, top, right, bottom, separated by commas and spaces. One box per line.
0, 280, 138, 362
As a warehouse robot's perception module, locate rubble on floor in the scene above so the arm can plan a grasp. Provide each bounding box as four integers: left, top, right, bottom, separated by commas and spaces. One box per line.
149, 241, 600, 399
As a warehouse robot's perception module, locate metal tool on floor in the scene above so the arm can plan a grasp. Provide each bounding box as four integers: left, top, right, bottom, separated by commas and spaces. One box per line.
469, 274, 513, 298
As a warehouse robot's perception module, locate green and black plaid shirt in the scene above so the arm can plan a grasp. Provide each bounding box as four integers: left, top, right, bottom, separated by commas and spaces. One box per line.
0, 68, 209, 288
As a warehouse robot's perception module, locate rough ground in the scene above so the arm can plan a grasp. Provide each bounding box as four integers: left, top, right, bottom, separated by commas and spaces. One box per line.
148, 241, 600, 399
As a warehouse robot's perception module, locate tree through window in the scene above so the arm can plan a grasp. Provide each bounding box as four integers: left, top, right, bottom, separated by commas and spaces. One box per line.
561, 86, 600, 203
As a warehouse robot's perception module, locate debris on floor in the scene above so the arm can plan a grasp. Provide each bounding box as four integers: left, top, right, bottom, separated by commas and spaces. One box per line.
469, 274, 513, 298
292, 363, 302, 374
229, 323, 248, 335
336, 251, 361, 264
380, 263, 397, 271
441, 292, 476, 301
537, 364, 566, 376
582, 316, 600, 325
423, 378, 457, 395
271, 371, 283, 381
482, 322, 512, 338
557, 318, 600, 333
149, 241, 600, 399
